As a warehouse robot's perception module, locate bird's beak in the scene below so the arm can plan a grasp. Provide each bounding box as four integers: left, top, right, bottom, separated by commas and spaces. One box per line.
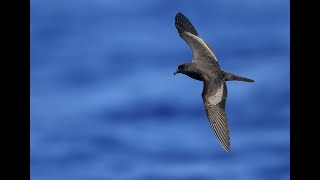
173, 69, 180, 75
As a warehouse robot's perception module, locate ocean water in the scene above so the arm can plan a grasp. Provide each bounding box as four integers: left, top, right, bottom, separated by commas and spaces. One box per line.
30, 0, 290, 179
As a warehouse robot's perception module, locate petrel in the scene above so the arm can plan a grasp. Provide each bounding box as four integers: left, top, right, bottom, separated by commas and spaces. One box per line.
173, 12, 254, 152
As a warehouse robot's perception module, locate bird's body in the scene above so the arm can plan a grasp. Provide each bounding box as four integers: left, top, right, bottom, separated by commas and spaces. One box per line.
173, 12, 254, 152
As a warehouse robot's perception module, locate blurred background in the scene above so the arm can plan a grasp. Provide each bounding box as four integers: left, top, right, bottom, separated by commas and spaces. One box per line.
30, 0, 290, 179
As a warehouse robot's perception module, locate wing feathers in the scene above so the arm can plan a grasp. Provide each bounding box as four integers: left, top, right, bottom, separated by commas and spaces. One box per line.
175, 12, 220, 67
175, 12, 198, 36
207, 105, 230, 152
202, 79, 230, 152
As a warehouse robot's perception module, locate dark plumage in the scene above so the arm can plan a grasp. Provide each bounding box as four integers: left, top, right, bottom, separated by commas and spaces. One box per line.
173, 12, 254, 152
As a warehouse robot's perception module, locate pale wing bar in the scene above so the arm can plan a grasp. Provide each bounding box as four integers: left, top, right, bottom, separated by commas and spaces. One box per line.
175, 12, 219, 67
203, 80, 230, 152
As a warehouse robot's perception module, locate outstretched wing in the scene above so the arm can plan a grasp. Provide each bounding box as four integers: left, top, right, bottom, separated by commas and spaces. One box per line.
175, 12, 220, 67
202, 78, 230, 152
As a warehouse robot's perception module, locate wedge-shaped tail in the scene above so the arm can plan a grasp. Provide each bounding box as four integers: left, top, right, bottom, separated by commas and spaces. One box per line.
224, 72, 254, 82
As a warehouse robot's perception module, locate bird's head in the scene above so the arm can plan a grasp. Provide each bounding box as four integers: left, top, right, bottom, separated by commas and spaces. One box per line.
173, 63, 189, 75
173, 63, 202, 81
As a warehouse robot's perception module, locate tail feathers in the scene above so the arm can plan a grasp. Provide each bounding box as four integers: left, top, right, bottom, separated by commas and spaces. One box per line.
224, 72, 254, 82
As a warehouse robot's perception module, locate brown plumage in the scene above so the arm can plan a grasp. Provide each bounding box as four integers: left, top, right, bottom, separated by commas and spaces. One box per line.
173, 12, 254, 152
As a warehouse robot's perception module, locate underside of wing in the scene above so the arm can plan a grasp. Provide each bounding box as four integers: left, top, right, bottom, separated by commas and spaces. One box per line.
202, 80, 230, 151
175, 12, 220, 67
206, 104, 230, 152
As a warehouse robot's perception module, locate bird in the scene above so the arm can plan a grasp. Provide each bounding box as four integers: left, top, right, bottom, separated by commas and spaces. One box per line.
173, 12, 254, 152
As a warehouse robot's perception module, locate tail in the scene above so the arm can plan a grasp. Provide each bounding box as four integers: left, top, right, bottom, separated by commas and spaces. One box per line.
224, 72, 254, 82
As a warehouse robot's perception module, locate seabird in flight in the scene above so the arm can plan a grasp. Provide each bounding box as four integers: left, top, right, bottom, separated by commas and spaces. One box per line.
173, 12, 254, 152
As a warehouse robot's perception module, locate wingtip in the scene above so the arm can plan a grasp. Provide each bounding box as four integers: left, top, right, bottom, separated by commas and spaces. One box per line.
220, 141, 230, 152
223, 146, 230, 152
176, 12, 183, 16
174, 12, 198, 36
175, 12, 183, 22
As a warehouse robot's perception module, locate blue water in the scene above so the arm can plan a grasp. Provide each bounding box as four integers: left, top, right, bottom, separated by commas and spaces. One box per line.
30, 0, 290, 179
